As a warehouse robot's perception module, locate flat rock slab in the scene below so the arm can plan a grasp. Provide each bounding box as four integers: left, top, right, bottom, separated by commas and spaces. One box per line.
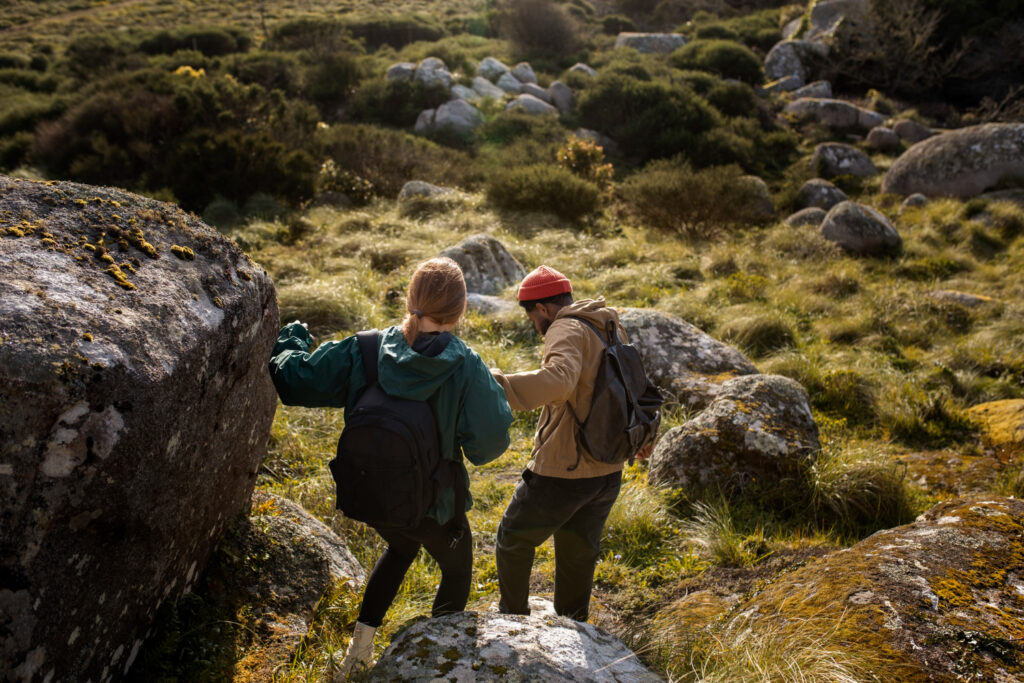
882, 123, 1024, 198
0, 176, 278, 682
614, 32, 685, 53
373, 611, 662, 681
784, 97, 884, 131
897, 451, 1007, 497
722, 496, 1024, 682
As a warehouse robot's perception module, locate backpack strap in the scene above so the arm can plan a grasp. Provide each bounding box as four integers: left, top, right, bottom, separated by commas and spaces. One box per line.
356, 330, 380, 386
448, 460, 467, 548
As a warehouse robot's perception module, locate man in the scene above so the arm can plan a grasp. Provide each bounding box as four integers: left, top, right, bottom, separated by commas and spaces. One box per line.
490, 265, 651, 622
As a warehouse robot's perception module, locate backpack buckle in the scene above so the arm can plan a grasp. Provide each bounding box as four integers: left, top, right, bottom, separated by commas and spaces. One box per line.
448, 527, 465, 550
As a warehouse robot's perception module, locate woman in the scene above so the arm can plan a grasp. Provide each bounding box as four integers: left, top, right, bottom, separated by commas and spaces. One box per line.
267, 257, 512, 675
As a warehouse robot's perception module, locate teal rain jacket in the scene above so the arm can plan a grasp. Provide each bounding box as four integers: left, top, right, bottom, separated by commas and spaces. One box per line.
268, 322, 513, 525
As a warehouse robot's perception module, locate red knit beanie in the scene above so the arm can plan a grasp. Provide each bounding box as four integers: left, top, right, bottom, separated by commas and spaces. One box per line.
517, 265, 572, 301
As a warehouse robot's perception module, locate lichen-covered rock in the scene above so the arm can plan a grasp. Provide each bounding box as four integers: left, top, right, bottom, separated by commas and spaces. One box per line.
811, 142, 878, 178
882, 123, 1024, 198
386, 62, 416, 82
451, 84, 481, 103
476, 56, 509, 82
784, 97, 885, 131
900, 193, 929, 210
785, 206, 827, 227
897, 451, 1007, 497
892, 118, 933, 143
966, 400, 1024, 452
466, 293, 517, 316
820, 200, 902, 255
0, 176, 277, 682
649, 374, 819, 494
721, 496, 1024, 682
439, 235, 525, 295
866, 125, 902, 151
791, 80, 833, 99
510, 62, 538, 85
798, 178, 848, 210
496, 72, 523, 94
548, 80, 573, 113
399, 180, 452, 202
739, 175, 774, 217
416, 100, 484, 138
614, 32, 686, 53
520, 82, 552, 104
764, 40, 828, 83
615, 308, 757, 407
372, 611, 661, 681
805, 0, 867, 42
414, 57, 454, 90
568, 62, 597, 77
760, 75, 803, 94
472, 76, 506, 100
505, 94, 558, 116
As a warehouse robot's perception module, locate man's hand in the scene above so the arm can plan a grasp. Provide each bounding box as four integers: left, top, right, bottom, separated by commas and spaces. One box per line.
634, 442, 655, 461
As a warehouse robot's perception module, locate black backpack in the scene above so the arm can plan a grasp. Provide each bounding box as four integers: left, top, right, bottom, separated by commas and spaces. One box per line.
565, 316, 663, 469
329, 330, 464, 534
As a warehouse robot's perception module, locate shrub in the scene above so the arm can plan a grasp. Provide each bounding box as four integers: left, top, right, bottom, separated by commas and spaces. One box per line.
303, 52, 362, 113
577, 74, 720, 164
267, 17, 349, 52
556, 136, 614, 197
602, 14, 636, 35
62, 33, 135, 77
227, 52, 302, 95
0, 130, 33, 170
343, 14, 445, 50
486, 164, 601, 222
706, 80, 757, 118
201, 196, 241, 231
672, 69, 720, 95
138, 27, 251, 57
0, 69, 59, 93
0, 52, 30, 69
618, 162, 769, 236
498, 0, 581, 60
348, 78, 449, 128
686, 8, 783, 52
478, 110, 567, 146
670, 39, 763, 85
317, 158, 375, 206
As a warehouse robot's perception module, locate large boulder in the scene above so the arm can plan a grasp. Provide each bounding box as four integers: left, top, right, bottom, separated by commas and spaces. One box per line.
785, 207, 828, 227
784, 97, 885, 131
386, 61, 416, 82
519, 82, 552, 104
791, 80, 833, 99
721, 496, 1024, 682
0, 176, 278, 682
649, 374, 819, 494
615, 308, 757, 407
399, 180, 452, 202
568, 62, 597, 77
505, 94, 558, 116
820, 200, 902, 255
882, 123, 1024, 198
614, 32, 686, 53
811, 142, 878, 178
797, 178, 848, 210
372, 611, 661, 681
764, 40, 828, 84
414, 57, 454, 90
496, 71, 523, 94
865, 125, 901, 151
739, 175, 774, 218
476, 56, 509, 82
966, 399, 1024, 452
451, 84, 481, 103
472, 76, 506, 100
805, 0, 868, 42
510, 62, 538, 85
892, 118, 934, 143
439, 235, 525, 295
416, 99, 484, 138
548, 81, 573, 113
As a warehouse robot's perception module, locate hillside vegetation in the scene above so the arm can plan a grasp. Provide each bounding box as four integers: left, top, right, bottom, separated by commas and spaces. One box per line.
4, 0, 1023, 681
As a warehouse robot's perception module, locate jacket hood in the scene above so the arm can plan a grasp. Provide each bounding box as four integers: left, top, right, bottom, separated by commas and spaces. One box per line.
553, 298, 620, 336
376, 325, 470, 401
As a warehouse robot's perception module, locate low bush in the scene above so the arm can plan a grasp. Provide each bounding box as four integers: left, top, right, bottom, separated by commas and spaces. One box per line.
685, 8, 783, 52
343, 14, 445, 50
498, 0, 581, 60
302, 52, 362, 114
226, 52, 302, 95
138, 27, 251, 57
618, 162, 770, 236
478, 110, 567, 146
266, 17, 349, 52
602, 14, 636, 35
670, 39, 763, 85
486, 164, 601, 222
578, 74, 720, 164
348, 78, 449, 128
706, 79, 757, 118
557, 136, 614, 198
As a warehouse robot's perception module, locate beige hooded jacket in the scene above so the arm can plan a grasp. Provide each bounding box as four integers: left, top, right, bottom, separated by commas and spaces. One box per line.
491, 298, 626, 479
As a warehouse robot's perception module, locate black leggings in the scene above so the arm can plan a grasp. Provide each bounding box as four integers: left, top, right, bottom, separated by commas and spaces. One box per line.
357, 515, 472, 628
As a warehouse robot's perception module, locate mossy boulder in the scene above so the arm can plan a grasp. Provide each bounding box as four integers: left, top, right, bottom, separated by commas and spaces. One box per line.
882, 123, 1024, 198
649, 374, 819, 496
0, 176, 278, 682
720, 496, 1024, 681
966, 400, 1024, 453
615, 308, 758, 408
372, 611, 661, 681
439, 234, 525, 296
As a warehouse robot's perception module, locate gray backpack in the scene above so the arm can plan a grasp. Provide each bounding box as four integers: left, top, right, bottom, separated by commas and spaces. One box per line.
565, 316, 663, 469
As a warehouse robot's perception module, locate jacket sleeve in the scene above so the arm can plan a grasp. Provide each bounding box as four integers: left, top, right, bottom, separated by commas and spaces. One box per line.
268, 323, 359, 408
456, 354, 513, 466
491, 319, 585, 412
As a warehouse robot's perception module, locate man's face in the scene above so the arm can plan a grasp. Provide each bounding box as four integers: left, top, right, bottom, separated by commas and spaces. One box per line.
526, 304, 555, 336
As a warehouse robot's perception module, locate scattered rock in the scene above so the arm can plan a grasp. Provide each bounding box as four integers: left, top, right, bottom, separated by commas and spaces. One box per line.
615, 308, 757, 407
451, 84, 481, 103
413, 108, 436, 135
798, 178, 848, 210
477, 56, 509, 82
866, 125, 902, 151
900, 193, 928, 210
548, 80, 573, 113
979, 188, 1024, 208
811, 142, 878, 178
739, 175, 774, 217
782, 16, 803, 40
568, 62, 598, 77
649, 374, 819, 494
466, 293, 517, 316
472, 76, 506, 100
966, 399, 1024, 452
386, 61, 416, 82
882, 123, 1024, 198
791, 80, 833, 99
927, 290, 996, 309
372, 611, 661, 681
892, 118, 933, 143
614, 32, 686, 53
760, 75, 804, 94
496, 71, 524, 93
399, 181, 452, 202
784, 97, 885, 131
785, 207, 828, 227
416, 99, 484, 138
721, 496, 1024, 682
764, 40, 828, 84
520, 82, 552, 104
414, 57, 454, 90
805, 0, 868, 42
439, 235, 525, 295
820, 200, 902, 255
511, 62, 538, 85
505, 94, 558, 116
0, 176, 278, 682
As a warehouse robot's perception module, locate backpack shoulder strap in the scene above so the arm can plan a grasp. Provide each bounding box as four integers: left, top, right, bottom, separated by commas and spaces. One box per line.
356, 330, 380, 386
564, 315, 617, 347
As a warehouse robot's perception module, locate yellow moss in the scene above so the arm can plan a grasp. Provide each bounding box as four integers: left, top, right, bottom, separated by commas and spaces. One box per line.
966, 400, 1024, 449
82, 333, 93, 342
74, 199, 87, 207
212, 296, 223, 308
100, 254, 115, 264
171, 245, 195, 261
238, 270, 252, 281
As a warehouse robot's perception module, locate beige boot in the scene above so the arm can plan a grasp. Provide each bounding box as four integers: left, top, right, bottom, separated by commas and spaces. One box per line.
336, 621, 376, 679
